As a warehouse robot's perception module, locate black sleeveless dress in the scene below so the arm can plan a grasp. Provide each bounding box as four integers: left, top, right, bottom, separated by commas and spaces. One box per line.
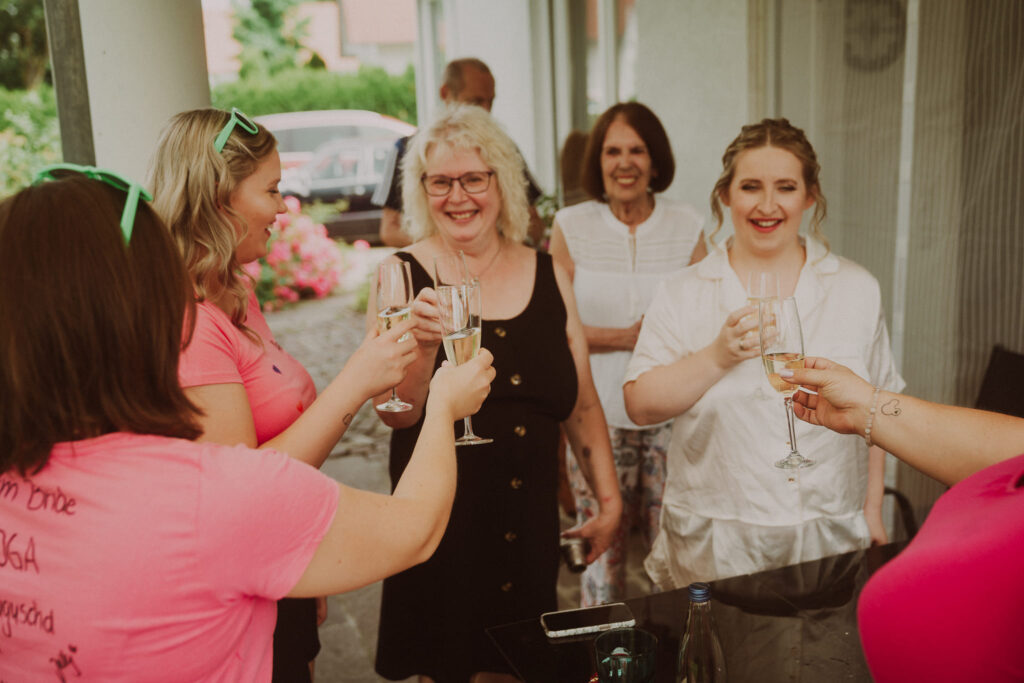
375, 251, 579, 682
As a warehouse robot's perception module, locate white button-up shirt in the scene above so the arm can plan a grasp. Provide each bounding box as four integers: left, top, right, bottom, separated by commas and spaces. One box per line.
625, 237, 904, 588
558, 198, 703, 429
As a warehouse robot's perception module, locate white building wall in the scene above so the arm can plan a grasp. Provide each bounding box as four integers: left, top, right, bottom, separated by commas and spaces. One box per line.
634, 0, 751, 231
79, 0, 211, 181
439, 0, 551, 193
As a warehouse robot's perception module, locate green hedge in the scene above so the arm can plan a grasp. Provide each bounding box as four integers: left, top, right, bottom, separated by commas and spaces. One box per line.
0, 84, 61, 197
212, 65, 416, 124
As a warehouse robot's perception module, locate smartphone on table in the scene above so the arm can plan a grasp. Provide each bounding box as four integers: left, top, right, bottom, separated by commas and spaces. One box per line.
539, 602, 635, 639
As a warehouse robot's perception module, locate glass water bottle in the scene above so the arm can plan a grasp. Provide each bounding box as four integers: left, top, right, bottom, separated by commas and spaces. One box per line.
677, 582, 726, 683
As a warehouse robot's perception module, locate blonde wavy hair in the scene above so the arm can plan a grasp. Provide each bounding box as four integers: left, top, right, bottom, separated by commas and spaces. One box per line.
148, 108, 277, 335
709, 118, 830, 257
400, 103, 529, 243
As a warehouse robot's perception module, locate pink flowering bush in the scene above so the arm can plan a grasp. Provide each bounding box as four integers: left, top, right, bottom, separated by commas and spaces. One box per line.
244, 196, 347, 311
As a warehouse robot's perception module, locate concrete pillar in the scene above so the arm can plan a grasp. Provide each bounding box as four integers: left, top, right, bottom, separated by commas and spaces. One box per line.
44, 0, 95, 165
77, 0, 211, 181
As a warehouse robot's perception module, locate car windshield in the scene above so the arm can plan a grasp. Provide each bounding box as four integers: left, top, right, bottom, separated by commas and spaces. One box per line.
274, 125, 404, 155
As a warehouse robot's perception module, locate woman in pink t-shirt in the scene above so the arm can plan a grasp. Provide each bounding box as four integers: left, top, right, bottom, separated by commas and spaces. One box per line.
0, 170, 494, 682
147, 108, 423, 680
784, 358, 1024, 682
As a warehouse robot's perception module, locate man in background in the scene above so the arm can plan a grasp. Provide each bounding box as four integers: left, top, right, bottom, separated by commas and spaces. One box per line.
373, 57, 545, 247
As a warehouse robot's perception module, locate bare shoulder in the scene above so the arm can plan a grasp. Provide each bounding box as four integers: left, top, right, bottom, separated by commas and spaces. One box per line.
550, 252, 573, 293
495, 241, 538, 280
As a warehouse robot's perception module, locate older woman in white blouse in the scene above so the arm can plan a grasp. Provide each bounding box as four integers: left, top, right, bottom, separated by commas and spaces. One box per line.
624, 118, 902, 589
550, 102, 705, 605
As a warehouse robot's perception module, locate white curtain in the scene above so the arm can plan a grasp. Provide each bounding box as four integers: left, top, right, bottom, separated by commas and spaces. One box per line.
777, 0, 1024, 519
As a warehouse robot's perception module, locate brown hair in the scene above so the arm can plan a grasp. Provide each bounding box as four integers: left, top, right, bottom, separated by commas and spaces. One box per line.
580, 102, 675, 201
560, 130, 588, 192
0, 174, 201, 476
709, 118, 829, 252
442, 57, 493, 96
149, 108, 277, 339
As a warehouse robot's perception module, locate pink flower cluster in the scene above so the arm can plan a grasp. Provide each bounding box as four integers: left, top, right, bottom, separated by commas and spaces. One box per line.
245, 197, 347, 311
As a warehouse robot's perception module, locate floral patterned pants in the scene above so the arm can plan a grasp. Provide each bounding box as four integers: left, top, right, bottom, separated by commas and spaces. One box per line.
567, 425, 669, 606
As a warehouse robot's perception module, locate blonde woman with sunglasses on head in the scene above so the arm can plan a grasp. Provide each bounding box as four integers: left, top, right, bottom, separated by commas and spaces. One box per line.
148, 108, 421, 681
0, 167, 493, 681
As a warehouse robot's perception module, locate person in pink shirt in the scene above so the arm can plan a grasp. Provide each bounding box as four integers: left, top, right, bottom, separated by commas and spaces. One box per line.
783, 358, 1024, 682
148, 107, 419, 681
0, 169, 494, 682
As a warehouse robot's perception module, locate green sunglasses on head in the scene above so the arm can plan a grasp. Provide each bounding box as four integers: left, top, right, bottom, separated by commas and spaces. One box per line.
33, 163, 152, 244
213, 106, 259, 153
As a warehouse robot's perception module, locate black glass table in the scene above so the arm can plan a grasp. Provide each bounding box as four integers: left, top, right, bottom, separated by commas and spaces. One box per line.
487, 542, 906, 682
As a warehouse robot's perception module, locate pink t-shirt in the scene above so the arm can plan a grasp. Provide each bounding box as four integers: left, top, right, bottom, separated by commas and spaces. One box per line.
0, 432, 338, 682
179, 290, 317, 444
858, 452, 1024, 681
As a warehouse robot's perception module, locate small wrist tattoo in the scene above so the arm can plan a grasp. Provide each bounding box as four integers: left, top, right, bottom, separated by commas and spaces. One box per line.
343, 413, 354, 426
880, 399, 901, 417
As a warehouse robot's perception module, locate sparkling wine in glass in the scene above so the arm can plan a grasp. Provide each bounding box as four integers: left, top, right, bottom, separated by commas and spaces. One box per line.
434, 252, 491, 446
375, 260, 414, 412
758, 296, 812, 469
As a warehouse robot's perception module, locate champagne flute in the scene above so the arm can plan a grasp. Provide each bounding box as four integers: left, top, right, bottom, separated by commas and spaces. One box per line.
747, 271, 779, 305
758, 296, 812, 469
746, 272, 779, 399
435, 253, 492, 446
375, 260, 414, 412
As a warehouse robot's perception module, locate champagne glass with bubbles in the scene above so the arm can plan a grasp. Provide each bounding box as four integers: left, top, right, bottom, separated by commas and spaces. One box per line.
434, 252, 492, 446
375, 260, 414, 412
758, 296, 813, 469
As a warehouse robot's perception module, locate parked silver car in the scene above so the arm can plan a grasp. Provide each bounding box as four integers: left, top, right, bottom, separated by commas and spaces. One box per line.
279, 137, 399, 244
255, 109, 414, 169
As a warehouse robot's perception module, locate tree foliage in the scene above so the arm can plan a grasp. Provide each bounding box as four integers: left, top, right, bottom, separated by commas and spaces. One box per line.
0, 84, 60, 197
0, 0, 49, 89
232, 0, 310, 79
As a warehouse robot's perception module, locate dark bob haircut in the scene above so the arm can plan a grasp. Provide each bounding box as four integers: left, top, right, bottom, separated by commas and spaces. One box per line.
580, 101, 675, 201
0, 173, 201, 476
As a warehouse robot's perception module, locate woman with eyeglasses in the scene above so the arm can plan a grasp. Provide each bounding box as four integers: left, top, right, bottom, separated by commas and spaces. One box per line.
0, 168, 494, 681
368, 103, 622, 683
147, 108, 420, 681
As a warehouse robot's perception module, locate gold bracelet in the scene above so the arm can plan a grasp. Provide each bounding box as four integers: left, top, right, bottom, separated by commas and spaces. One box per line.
864, 386, 882, 447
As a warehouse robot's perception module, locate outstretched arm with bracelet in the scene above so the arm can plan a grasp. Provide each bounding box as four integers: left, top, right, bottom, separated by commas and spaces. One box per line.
783, 357, 1024, 486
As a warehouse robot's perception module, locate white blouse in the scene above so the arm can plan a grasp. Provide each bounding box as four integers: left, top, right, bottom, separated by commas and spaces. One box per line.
624, 237, 905, 588
557, 198, 703, 429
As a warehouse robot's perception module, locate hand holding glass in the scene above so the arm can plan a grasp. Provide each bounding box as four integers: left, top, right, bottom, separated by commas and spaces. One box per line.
434, 253, 492, 446
758, 296, 813, 469
375, 261, 414, 412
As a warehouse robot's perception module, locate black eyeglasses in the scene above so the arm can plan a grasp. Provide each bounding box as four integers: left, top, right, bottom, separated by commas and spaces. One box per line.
420, 171, 495, 197
33, 163, 152, 244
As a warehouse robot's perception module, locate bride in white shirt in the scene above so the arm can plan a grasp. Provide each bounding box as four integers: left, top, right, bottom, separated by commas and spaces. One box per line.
623, 118, 902, 588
